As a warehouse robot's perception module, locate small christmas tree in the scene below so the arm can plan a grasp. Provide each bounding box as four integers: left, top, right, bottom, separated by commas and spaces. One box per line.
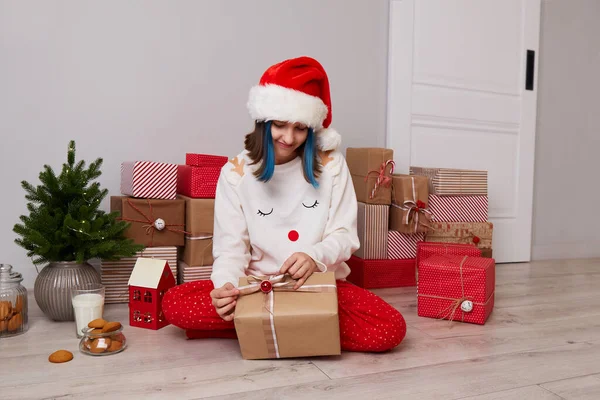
13, 140, 144, 266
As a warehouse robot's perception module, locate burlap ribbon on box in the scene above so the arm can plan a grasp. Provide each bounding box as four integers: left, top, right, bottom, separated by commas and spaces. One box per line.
118, 198, 189, 246
417, 256, 493, 325
392, 176, 433, 233
365, 160, 395, 199
238, 274, 336, 359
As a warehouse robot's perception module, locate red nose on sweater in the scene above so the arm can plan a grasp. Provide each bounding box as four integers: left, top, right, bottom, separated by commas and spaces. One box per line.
288, 230, 299, 242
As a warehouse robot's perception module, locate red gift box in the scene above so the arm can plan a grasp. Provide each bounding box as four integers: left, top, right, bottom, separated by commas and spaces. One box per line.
178, 154, 228, 198
346, 255, 416, 289
177, 165, 221, 198
418, 255, 495, 325
186, 153, 229, 167
416, 242, 481, 268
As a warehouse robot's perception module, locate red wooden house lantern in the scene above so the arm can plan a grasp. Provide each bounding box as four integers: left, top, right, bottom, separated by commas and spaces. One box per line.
128, 257, 176, 330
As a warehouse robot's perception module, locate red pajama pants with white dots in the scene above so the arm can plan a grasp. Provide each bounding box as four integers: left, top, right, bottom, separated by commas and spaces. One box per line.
162, 280, 406, 353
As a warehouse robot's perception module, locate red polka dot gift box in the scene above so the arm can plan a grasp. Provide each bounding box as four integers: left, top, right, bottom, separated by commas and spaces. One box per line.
416, 242, 482, 270
417, 255, 495, 325
177, 153, 228, 199
346, 255, 416, 289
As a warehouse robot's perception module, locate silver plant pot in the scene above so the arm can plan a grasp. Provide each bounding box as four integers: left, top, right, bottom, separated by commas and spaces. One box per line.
34, 261, 101, 321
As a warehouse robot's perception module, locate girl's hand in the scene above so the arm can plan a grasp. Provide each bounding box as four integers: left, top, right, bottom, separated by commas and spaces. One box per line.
210, 283, 240, 321
280, 252, 318, 290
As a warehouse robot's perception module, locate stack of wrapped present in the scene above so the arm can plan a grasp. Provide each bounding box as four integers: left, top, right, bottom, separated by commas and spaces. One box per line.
104, 160, 184, 303
344, 148, 419, 289
177, 153, 228, 283
409, 166, 496, 325
410, 167, 493, 258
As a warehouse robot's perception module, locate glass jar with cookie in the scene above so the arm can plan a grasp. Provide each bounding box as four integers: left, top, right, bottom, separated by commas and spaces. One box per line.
79, 319, 127, 356
0, 264, 28, 338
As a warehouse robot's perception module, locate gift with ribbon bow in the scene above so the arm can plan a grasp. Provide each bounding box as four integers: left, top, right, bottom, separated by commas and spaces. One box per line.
233, 272, 340, 360
346, 148, 394, 205
425, 222, 493, 249
390, 174, 432, 233
179, 195, 215, 266
110, 196, 186, 247
417, 255, 495, 325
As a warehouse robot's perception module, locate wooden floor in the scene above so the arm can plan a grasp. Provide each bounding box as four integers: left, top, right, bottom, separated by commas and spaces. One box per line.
1, 258, 600, 400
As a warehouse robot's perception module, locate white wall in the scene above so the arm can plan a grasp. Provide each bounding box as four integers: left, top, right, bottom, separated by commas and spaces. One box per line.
0, 0, 390, 288
532, 0, 600, 259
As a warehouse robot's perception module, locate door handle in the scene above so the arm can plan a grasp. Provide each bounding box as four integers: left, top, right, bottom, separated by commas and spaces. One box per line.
526, 50, 535, 91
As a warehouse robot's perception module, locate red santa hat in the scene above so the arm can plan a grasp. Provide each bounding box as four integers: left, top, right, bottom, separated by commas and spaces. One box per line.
247, 56, 342, 151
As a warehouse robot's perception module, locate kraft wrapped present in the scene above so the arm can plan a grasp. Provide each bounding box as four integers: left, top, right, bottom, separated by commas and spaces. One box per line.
429, 194, 488, 222
410, 166, 488, 196
177, 261, 213, 283
121, 161, 178, 200
425, 222, 493, 249
355, 202, 388, 259
179, 195, 214, 266
346, 255, 416, 288
481, 248, 493, 258
390, 175, 432, 233
418, 255, 495, 325
234, 273, 340, 360
110, 196, 186, 247
346, 148, 395, 205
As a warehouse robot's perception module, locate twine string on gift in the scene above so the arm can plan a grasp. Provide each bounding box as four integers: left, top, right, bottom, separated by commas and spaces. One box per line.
417, 255, 494, 326
365, 159, 395, 199
391, 176, 433, 233
118, 198, 189, 246
238, 274, 336, 358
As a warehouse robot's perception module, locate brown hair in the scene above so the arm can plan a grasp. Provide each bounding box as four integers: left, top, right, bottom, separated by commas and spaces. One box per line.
244, 121, 322, 184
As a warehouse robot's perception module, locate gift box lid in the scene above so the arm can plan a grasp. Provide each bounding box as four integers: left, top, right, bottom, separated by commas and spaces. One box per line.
418, 255, 495, 303
185, 153, 229, 167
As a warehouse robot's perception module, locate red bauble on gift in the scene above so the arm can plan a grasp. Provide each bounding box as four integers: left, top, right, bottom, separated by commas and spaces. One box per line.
417, 255, 495, 325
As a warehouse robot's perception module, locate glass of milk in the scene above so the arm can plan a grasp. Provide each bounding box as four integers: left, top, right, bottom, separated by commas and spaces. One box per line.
71, 283, 105, 338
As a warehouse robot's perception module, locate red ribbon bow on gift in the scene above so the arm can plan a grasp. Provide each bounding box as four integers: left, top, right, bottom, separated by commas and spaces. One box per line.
391, 176, 433, 233
237, 274, 336, 358
365, 160, 395, 199
118, 198, 189, 246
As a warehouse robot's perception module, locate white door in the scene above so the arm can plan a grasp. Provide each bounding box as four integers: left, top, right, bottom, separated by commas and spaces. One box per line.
386, 0, 541, 263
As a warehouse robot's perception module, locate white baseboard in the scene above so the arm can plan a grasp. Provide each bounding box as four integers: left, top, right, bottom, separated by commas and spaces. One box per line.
532, 241, 600, 260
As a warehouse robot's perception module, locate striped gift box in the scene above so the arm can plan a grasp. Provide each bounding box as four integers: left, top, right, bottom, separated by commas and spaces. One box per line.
101, 246, 178, 304
410, 167, 488, 196
429, 194, 488, 222
387, 231, 425, 259
178, 261, 213, 283
354, 202, 388, 259
121, 161, 178, 200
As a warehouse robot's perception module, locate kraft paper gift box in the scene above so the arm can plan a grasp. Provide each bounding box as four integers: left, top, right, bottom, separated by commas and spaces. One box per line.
110, 196, 186, 247
346, 148, 395, 205
234, 272, 340, 360
121, 161, 178, 200
178, 195, 214, 266
428, 194, 489, 222
417, 255, 495, 325
389, 174, 431, 233
425, 222, 493, 249
355, 202, 388, 259
346, 255, 416, 288
409, 166, 488, 196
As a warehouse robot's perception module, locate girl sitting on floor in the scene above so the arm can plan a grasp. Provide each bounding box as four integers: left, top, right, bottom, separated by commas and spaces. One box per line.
162, 56, 406, 352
